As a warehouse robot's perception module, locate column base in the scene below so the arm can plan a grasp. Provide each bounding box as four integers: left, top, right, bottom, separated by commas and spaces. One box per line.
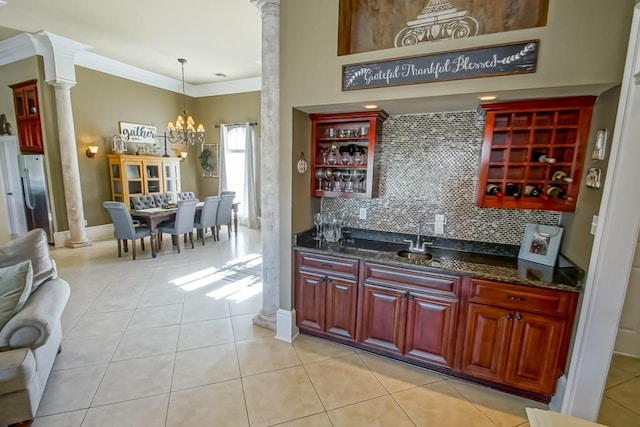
275, 309, 299, 343
65, 239, 92, 248
253, 309, 277, 331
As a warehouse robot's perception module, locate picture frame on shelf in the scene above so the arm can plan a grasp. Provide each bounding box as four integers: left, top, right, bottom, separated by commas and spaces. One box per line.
199, 144, 219, 177
518, 223, 564, 266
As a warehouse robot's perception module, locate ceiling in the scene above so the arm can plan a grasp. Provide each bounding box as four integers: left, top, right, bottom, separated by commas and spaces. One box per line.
0, 0, 262, 85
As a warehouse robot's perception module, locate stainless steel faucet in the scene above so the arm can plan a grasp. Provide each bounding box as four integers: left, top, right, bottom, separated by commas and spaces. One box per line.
404, 220, 433, 253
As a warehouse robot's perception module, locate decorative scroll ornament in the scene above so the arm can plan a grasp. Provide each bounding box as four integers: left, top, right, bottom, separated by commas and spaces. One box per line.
395, 0, 479, 47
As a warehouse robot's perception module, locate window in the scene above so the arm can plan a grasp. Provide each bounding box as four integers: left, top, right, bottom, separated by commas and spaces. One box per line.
223, 126, 246, 215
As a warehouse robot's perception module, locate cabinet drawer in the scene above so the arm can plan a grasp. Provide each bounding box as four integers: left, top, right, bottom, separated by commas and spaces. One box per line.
469, 279, 574, 317
364, 262, 461, 298
297, 251, 359, 278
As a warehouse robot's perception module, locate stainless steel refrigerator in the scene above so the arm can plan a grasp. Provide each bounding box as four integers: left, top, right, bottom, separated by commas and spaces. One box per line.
18, 154, 54, 243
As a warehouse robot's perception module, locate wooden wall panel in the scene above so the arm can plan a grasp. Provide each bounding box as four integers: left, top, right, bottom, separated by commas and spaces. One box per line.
339, 0, 549, 55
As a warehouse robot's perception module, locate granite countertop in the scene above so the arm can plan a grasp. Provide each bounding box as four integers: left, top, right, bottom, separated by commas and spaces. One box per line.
294, 228, 584, 292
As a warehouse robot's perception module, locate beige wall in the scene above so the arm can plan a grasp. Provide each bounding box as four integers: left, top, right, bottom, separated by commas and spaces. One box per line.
279, 0, 635, 309
72, 66, 186, 226
560, 86, 620, 269
193, 91, 261, 199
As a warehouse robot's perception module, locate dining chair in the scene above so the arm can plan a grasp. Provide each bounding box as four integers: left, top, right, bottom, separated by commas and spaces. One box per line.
129, 195, 156, 209
193, 196, 221, 245
156, 199, 198, 253
220, 190, 236, 198
103, 201, 151, 260
214, 194, 235, 240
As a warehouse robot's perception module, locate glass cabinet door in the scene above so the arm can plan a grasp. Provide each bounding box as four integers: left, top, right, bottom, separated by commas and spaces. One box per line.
145, 162, 162, 194
124, 162, 143, 195
164, 163, 180, 201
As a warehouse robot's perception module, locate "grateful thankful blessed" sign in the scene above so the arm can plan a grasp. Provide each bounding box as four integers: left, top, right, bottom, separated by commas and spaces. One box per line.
342, 40, 538, 91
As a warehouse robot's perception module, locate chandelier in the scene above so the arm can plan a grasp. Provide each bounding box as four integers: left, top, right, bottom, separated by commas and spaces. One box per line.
167, 58, 205, 145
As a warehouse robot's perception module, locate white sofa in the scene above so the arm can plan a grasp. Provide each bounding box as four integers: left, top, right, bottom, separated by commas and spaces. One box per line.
0, 229, 70, 425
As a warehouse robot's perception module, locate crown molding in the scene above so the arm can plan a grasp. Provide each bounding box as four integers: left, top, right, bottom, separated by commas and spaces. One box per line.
0, 30, 261, 97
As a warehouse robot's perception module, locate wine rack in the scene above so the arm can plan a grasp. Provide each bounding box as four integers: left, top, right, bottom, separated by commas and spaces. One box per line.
310, 110, 388, 199
477, 96, 596, 212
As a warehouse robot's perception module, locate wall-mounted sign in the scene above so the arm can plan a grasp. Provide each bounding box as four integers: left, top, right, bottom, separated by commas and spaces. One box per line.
342, 40, 538, 91
118, 121, 157, 144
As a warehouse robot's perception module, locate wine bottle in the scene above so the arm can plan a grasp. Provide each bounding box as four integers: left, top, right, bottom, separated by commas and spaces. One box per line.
546, 186, 573, 201
505, 183, 521, 198
486, 183, 503, 198
524, 185, 549, 199
532, 151, 556, 163
552, 170, 574, 183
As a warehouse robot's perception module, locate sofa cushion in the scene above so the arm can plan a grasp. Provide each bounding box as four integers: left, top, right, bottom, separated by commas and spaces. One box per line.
0, 348, 36, 395
0, 261, 33, 331
0, 229, 57, 292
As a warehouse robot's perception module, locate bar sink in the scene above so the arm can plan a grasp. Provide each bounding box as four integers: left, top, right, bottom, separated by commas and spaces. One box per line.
397, 250, 433, 261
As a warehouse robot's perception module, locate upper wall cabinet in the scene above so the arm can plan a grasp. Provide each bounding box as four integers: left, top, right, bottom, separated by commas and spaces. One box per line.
9, 80, 44, 154
310, 110, 388, 199
477, 96, 596, 212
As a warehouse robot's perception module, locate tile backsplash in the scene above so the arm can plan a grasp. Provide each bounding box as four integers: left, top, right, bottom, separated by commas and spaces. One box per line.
322, 111, 561, 246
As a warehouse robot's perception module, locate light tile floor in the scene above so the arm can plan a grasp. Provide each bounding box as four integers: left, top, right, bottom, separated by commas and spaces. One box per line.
21, 228, 559, 426
597, 354, 640, 426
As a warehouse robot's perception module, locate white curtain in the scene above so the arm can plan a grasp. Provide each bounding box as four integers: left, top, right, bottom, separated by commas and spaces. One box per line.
218, 124, 228, 191
219, 123, 260, 229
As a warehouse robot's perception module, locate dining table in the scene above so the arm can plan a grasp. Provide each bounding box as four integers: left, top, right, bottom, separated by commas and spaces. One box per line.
131, 201, 240, 257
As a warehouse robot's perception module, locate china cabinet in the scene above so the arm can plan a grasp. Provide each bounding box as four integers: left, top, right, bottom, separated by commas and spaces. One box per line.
107, 154, 181, 207
309, 110, 388, 199
9, 80, 44, 153
477, 96, 596, 212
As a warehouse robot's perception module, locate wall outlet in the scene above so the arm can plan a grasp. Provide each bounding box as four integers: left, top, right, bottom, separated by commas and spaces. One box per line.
359, 207, 367, 220
434, 214, 445, 235
590, 215, 598, 235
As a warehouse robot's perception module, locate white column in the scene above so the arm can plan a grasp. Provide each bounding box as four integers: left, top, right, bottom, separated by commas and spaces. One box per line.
251, 0, 280, 331
50, 80, 90, 248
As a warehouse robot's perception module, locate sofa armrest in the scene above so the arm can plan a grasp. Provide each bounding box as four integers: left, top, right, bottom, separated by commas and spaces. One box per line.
0, 277, 70, 349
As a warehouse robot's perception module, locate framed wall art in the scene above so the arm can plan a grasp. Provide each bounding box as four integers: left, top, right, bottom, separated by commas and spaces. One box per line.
199, 144, 219, 177
518, 223, 563, 266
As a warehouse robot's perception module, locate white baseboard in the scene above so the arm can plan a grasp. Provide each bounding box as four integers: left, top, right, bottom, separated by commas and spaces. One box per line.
275, 309, 299, 343
53, 224, 114, 247
549, 375, 567, 412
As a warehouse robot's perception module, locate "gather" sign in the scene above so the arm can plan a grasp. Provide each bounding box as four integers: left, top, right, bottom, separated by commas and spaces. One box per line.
342, 40, 538, 91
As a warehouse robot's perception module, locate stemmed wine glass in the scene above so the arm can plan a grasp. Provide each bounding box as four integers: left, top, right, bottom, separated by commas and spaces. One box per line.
342, 170, 354, 192
320, 147, 329, 165
313, 213, 322, 240
352, 169, 365, 192
354, 147, 366, 165
315, 168, 325, 191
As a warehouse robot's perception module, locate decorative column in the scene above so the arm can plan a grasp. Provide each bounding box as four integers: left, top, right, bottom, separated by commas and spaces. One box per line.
251, 0, 280, 331
50, 80, 91, 247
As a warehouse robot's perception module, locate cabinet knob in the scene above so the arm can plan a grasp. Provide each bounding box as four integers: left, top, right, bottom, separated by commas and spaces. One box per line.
516, 314, 523, 321
507, 295, 527, 302
506, 313, 513, 320
401, 292, 408, 299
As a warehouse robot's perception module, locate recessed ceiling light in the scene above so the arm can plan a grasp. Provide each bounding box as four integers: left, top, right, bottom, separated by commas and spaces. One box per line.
215, 73, 227, 78
363, 104, 378, 109
478, 95, 498, 101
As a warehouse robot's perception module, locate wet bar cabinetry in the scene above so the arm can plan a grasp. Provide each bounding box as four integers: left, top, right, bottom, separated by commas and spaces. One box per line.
10, 80, 44, 153
107, 154, 181, 207
294, 249, 579, 401
477, 96, 596, 212
310, 110, 388, 199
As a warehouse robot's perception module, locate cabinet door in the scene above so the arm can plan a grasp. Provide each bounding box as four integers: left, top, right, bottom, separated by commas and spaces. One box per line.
358, 282, 407, 354
295, 271, 326, 333
325, 276, 358, 341
124, 161, 144, 196
144, 161, 163, 194
461, 303, 512, 382
13, 88, 26, 120
404, 292, 459, 369
17, 119, 44, 153
163, 161, 181, 201
504, 311, 565, 394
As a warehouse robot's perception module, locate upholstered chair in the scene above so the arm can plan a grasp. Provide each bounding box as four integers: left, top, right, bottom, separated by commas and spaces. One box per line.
153, 193, 171, 208
193, 196, 221, 245
177, 192, 197, 201
103, 201, 151, 260
214, 194, 235, 240
129, 195, 156, 210
156, 199, 198, 253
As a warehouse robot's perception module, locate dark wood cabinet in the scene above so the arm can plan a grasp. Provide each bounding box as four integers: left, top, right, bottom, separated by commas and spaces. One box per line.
9, 80, 44, 153
293, 250, 579, 400
477, 96, 596, 212
358, 262, 461, 369
461, 278, 578, 396
309, 110, 388, 199
295, 252, 359, 341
